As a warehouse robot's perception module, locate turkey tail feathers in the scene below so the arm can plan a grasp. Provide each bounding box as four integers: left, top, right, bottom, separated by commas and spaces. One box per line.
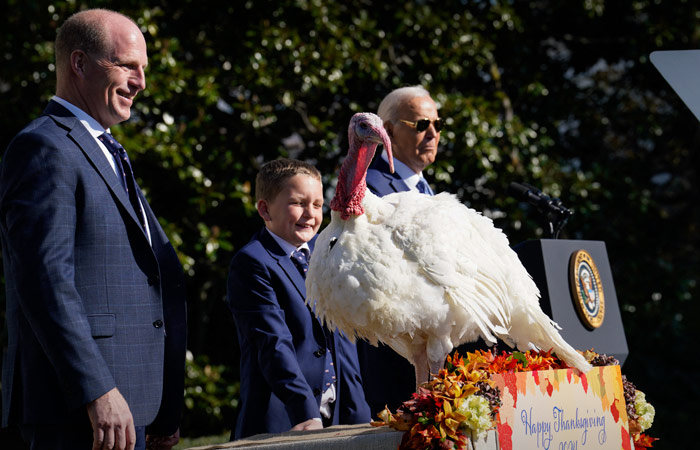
507, 306, 593, 373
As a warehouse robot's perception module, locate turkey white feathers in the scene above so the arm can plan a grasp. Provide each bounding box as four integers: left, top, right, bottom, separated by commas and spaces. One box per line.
306, 112, 591, 385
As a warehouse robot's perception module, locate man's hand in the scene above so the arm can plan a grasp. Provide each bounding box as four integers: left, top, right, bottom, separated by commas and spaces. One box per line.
146, 428, 180, 450
87, 387, 136, 450
290, 418, 323, 431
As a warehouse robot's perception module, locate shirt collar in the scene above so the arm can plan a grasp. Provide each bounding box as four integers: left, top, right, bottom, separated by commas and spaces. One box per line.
52, 96, 120, 176
380, 149, 425, 191
52, 96, 109, 138
265, 228, 310, 258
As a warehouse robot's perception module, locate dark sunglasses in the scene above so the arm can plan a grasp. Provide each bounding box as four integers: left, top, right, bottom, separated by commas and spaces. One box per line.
399, 117, 444, 133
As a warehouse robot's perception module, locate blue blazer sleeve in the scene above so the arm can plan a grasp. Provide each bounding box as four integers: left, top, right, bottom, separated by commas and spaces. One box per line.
0, 130, 115, 407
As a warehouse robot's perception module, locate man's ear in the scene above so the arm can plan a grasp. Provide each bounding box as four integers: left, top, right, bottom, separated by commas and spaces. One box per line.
384, 121, 394, 138
257, 199, 271, 222
70, 50, 88, 80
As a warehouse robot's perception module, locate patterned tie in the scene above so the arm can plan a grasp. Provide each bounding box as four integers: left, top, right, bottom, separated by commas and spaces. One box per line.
292, 248, 310, 278
416, 177, 433, 195
322, 347, 336, 395
99, 133, 147, 230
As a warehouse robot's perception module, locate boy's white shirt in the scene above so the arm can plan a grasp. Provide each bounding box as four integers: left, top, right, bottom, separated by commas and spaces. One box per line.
266, 228, 311, 259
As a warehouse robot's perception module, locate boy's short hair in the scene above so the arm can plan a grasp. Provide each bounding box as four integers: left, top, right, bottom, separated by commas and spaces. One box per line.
256, 158, 322, 203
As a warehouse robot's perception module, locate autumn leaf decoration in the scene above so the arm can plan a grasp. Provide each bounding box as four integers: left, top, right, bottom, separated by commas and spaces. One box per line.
373, 349, 657, 450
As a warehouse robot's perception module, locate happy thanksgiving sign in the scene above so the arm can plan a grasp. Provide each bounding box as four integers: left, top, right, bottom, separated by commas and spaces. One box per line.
491, 365, 631, 450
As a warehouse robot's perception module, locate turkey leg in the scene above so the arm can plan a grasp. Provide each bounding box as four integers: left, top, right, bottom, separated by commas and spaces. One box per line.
413, 349, 430, 390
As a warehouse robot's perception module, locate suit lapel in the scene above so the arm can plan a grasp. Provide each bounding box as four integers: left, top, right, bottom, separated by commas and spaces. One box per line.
45, 101, 150, 241
372, 156, 410, 193
259, 229, 308, 300
388, 176, 410, 193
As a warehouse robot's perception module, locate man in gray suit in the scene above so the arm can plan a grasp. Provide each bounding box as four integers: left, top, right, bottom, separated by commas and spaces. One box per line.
0, 9, 186, 450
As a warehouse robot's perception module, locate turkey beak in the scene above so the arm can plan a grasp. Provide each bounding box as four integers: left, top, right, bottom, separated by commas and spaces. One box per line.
365, 127, 393, 173
369, 128, 393, 174
383, 132, 394, 174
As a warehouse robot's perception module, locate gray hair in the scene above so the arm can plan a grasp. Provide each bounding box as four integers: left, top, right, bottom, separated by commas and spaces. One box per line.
377, 85, 432, 123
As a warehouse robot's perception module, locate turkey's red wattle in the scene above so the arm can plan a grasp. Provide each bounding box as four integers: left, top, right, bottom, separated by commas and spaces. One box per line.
331, 178, 367, 219
331, 113, 392, 220
331, 143, 372, 219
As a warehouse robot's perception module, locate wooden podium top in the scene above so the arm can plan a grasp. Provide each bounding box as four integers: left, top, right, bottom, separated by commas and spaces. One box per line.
187, 423, 499, 450
187, 424, 401, 450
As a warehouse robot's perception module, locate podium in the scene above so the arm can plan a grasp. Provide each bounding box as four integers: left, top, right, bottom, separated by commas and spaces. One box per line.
514, 239, 629, 365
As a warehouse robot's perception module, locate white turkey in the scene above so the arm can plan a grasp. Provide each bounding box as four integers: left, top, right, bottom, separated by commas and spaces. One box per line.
306, 112, 591, 386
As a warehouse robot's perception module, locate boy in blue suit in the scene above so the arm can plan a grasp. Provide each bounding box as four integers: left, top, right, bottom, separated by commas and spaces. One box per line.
227, 159, 370, 439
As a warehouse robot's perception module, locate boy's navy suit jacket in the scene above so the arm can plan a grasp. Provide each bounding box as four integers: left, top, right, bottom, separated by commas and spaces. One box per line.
227, 227, 370, 439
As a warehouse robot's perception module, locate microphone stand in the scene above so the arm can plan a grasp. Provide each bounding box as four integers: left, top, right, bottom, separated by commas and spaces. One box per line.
508, 182, 573, 239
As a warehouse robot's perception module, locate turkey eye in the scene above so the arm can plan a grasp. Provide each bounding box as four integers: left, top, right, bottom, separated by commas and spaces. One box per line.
359, 122, 368, 129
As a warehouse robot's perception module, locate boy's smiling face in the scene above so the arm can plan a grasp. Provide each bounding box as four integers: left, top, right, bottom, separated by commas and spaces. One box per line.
258, 174, 324, 247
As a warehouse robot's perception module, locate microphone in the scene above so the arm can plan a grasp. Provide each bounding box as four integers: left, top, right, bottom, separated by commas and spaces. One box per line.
508, 182, 573, 237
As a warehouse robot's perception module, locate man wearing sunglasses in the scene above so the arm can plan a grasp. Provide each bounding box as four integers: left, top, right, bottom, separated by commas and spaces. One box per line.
365, 85, 442, 198
359, 85, 443, 417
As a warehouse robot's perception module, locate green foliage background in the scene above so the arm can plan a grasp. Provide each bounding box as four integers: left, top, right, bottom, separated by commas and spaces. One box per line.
1, 0, 698, 447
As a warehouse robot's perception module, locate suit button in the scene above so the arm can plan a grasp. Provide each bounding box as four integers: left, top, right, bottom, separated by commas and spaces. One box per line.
313, 388, 321, 396
153, 320, 164, 328
313, 348, 324, 358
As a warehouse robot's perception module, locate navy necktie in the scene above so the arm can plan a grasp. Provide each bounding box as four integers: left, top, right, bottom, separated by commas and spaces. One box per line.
291, 248, 310, 278
99, 133, 147, 230
322, 347, 336, 398
416, 177, 433, 195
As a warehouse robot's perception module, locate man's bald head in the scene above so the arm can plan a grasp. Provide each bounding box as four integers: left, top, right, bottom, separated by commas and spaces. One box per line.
55, 9, 138, 80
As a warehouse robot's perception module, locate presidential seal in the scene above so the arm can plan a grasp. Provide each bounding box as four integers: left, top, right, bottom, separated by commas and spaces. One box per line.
569, 249, 605, 329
